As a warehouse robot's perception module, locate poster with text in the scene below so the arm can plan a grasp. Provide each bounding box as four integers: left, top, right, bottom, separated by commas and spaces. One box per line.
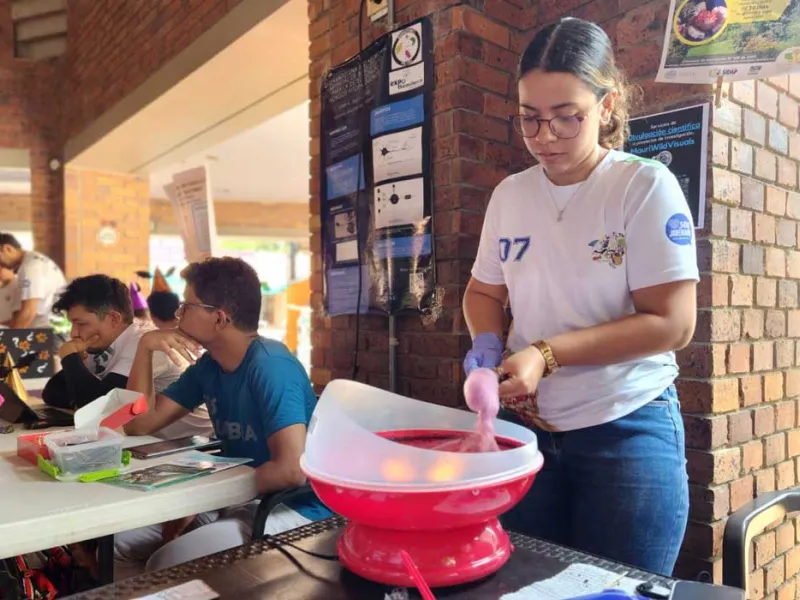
163, 166, 218, 262
624, 103, 710, 228
657, 0, 800, 83
320, 18, 435, 316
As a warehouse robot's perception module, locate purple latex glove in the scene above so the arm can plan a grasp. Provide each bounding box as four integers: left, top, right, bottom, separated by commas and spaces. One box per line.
463, 332, 503, 376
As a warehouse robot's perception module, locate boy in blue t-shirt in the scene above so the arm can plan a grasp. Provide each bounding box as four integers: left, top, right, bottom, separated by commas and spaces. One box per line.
115, 257, 330, 580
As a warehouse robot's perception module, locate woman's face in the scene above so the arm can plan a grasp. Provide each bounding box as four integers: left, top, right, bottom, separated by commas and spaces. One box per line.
516, 70, 613, 179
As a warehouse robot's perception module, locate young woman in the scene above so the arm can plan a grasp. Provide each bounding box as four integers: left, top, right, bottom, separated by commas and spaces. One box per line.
463, 18, 698, 575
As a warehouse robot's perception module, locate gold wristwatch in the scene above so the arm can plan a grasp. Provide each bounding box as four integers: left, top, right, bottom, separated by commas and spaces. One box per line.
532, 340, 560, 378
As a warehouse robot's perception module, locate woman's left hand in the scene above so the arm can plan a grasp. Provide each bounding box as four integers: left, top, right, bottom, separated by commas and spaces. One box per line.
497, 346, 547, 398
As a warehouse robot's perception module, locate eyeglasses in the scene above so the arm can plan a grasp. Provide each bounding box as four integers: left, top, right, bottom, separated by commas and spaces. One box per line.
178, 301, 218, 313
510, 96, 608, 140
509, 114, 586, 139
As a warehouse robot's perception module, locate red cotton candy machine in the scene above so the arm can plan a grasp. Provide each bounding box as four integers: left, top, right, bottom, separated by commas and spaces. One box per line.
300, 380, 544, 588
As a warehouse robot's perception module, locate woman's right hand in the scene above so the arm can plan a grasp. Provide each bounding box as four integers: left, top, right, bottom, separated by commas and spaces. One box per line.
463, 332, 504, 375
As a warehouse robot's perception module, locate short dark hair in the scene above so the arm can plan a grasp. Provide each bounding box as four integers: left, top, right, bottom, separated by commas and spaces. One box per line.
147, 291, 180, 322
53, 274, 134, 323
0, 233, 22, 249
518, 18, 635, 149
181, 257, 261, 332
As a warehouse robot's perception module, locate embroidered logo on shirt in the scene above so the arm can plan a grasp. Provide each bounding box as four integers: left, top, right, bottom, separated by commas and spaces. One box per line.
665, 213, 693, 246
588, 233, 626, 267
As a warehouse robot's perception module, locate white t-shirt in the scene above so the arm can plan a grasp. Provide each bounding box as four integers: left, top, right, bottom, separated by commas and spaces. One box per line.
86, 320, 213, 440
17, 251, 67, 328
0, 278, 20, 324
472, 150, 699, 431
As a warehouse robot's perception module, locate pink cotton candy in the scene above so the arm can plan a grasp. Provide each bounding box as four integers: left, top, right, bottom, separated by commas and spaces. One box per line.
434, 368, 501, 453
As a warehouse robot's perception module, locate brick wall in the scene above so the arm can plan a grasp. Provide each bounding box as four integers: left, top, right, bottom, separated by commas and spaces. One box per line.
307, 3, 711, 400
61, 0, 243, 141
63, 168, 151, 283
681, 76, 800, 595
0, 0, 64, 267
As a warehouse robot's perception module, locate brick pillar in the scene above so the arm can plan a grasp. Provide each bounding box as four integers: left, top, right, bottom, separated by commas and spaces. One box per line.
63, 168, 151, 284
308, 0, 535, 404
682, 76, 800, 593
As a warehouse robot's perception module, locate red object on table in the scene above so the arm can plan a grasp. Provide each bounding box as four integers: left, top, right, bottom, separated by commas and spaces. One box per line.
17, 432, 59, 465
306, 429, 541, 588
99, 394, 148, 430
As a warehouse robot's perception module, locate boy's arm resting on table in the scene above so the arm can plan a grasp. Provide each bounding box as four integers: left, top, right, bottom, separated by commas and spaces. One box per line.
255, 424, 308, 495
124, 342, 192, 436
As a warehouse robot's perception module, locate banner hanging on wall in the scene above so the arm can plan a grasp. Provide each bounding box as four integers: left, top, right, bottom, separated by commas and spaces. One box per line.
319, 18, 436, 317
624, 103, 710, 229
656, 0, 800, 83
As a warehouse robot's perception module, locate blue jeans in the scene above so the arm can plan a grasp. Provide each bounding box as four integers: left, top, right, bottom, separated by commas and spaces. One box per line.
500, 385, 688, 576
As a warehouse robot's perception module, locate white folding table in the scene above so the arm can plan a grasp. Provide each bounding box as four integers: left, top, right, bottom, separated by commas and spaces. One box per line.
0, 425, 258, 582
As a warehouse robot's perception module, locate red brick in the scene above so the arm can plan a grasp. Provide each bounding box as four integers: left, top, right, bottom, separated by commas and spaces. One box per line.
789, 311, 800, 337
787, 252, 800, 279
686, 447, 741, 485
714, 98, 742, 136
453, 7, 511, 49
766, 248, 786, 277
749, 568, 765, 600
677, 343, 725, 378
743, 178, 765, 211
757, 278, 777, 307
777, 219, 797, 248
777, 460, 796, 490
731, 139, 754, 175
765, 558, 785, 595
756, 467, 776, 495
777, 400, 797, 430
765, 372, 784, 402
756, 149, 778, 181
689, 484, 730, 524
712, 131, 730, 167
788, 429, 800, 457
755, 213, 776, 244
727, 344, 751, 373
776, 340, 795, 368
767, 186, 788, 216
765, 433, 787, 466
790, 132, 800, 161
698, 275, 730, 308
731, 80, 756, 107
729, 410, 753, 443
757, 82, 780, 118
741, 375, 764, 407
754, 405, 776, 436
766, 310, 786, 337
754, 342, 774, 372
729, 275, 753, 306
776, 580, 795, 600
776, 522, 795, 555
712, 167, 741, 205
755, 530, 777, 568
743, 310, 765, 339
777, 157, 797, 188
743, 439, 764, 472
787, 546, 800, 578
710, 310, 742, 342
685, 414, 728, 450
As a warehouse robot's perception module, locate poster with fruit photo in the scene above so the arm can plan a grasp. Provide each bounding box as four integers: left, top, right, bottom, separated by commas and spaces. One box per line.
656, 0, 800, 83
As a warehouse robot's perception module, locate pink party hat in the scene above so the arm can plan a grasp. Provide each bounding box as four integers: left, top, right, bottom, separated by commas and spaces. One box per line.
129, 282, 147, 311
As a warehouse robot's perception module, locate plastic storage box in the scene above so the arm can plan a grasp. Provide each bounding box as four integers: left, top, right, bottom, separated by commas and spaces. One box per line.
44, 426, 124, 477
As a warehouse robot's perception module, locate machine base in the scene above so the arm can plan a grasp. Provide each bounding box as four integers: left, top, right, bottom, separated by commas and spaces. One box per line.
337, 518, 512, 588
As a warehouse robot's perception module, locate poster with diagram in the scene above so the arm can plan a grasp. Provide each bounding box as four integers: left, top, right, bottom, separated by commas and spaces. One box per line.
319, 17, 435, 316
656, 0, 800, 83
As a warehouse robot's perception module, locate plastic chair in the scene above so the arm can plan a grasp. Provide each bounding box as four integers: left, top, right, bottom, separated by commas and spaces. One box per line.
722, 490, 800, 590
250, 483, 315, 542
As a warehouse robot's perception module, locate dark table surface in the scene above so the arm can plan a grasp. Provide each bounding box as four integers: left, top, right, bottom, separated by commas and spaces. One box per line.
65, 517, 674, 599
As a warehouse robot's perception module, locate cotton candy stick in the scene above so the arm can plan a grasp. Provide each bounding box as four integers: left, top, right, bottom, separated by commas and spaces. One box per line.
462, 368, 500, 452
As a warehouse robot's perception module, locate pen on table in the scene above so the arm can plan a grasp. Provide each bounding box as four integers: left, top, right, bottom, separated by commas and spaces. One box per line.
606, 571, 630, 589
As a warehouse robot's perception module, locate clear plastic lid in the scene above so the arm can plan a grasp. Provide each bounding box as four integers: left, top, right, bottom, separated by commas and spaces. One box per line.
300, 379, 542, 492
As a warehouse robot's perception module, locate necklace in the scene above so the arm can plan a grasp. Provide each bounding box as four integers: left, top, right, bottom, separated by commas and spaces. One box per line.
544, 178, 583, 222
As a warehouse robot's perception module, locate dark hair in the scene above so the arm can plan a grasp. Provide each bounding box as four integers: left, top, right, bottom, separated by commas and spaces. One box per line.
0, 233, 22, 250
518, 18, 634, 149
147, 291, 180, 322
181, 257, 261, 332
53, 274, 134, 323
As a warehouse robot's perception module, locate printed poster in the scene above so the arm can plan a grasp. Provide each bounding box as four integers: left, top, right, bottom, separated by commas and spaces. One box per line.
624, 104, 710, 229
163, 166, 218, 262
0, 328, 55, 379
657, 0, 800, 83
320, 18, 436, 316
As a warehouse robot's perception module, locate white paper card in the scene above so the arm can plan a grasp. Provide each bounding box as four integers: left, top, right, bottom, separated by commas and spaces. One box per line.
500, 563, 630, 600
135, 579, 219, 600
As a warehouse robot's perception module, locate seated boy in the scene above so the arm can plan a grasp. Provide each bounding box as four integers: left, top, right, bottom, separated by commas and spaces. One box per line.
116, 257, 330, 579
41, 274, 211, 440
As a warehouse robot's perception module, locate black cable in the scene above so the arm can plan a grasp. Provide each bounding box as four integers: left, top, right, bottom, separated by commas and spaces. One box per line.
351, 0, 368, 381
262, 533, 339, 561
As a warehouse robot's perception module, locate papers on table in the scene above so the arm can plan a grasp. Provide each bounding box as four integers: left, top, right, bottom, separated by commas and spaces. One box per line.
500, 563, 646, 600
